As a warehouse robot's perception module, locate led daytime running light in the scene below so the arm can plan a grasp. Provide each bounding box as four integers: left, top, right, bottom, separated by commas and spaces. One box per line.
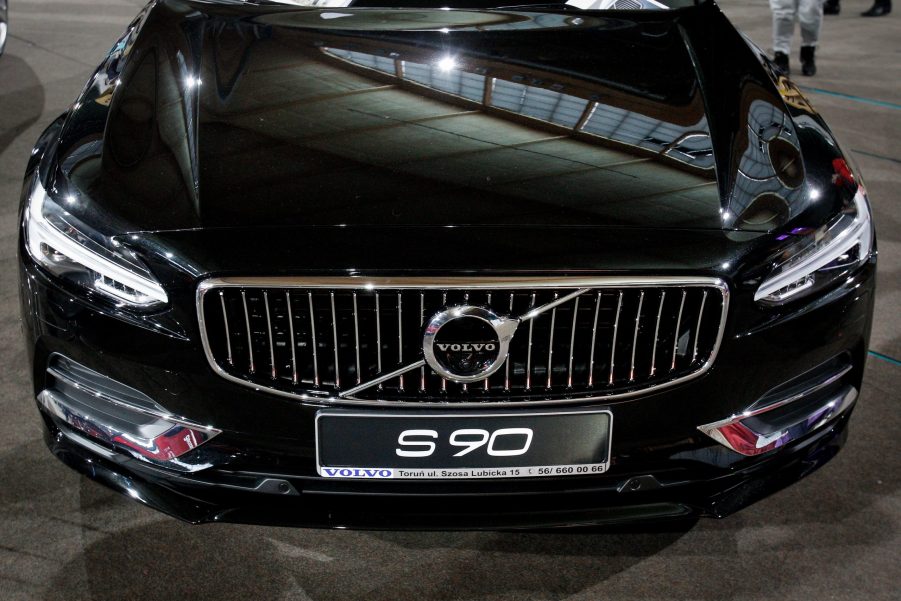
25, 180, 168, 306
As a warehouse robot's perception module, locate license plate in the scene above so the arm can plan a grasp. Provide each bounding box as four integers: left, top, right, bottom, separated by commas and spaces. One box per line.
315, 409, 612, 480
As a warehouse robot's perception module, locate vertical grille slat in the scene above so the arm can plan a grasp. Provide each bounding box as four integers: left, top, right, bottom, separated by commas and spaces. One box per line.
567, 297, 580, 388
484, 293, 493, 391
241, 290, 255, 375
397, 293, 404, 391
219, 291, 233, 366
629, 291, 645, 383
441, 291, 448, 393
525, 292, 536, 391
330, 292, 340, 389
671, 290, 687, 372
608, 291, 623, 385
692, 290, 708, 364
650, 290, 665, 378
588, 292, 601, 387
546, 294, 558, 389
202, 280, 726, 405
308, 292, 320, 387
505, 292, 514, 391
286, 291, 298, 384
352, 292, 361, 385
374, 292, 382, 389
263, 291, 276, 380
420, 292, 426, 392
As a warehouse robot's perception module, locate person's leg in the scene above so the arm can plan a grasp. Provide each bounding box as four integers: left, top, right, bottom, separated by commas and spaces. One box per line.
771, 0, 797, 55
824, 0, 840, 15
862, 0, 891, 16
798, 0, 823, 48
799, 0, 822, 75
770, 0, 797, 74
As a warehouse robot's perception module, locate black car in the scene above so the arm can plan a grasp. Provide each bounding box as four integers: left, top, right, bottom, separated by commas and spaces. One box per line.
0, 1, 8, 56
18, 0, 876, 528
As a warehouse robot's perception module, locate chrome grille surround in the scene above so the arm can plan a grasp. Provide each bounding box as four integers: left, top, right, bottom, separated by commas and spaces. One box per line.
197, 276, 729, 407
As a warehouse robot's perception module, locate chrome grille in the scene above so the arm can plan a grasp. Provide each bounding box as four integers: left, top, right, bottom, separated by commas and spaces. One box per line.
198, 277, 728, 406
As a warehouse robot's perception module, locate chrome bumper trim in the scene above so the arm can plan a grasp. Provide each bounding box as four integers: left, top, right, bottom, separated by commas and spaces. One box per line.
199, 275, 728, 290
698, 385, 857, 456
38, 369, 221, 473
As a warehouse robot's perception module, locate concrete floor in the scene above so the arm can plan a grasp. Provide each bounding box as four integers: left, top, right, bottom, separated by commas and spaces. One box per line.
0, 1, 898, 599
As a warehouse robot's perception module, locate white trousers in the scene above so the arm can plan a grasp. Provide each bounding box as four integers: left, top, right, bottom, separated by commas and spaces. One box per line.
769, 0, 824, 54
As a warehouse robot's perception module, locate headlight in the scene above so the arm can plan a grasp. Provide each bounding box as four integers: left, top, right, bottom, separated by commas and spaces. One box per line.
755, 188, 873, 305
24, 179, 168, 308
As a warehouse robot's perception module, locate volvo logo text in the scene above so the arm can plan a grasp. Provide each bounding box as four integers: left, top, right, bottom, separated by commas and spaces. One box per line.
422, 306, 519, 383
436, 343, 497, 352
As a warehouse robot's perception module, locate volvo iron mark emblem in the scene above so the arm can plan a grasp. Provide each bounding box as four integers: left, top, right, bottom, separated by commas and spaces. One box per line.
422, 306, 519, 383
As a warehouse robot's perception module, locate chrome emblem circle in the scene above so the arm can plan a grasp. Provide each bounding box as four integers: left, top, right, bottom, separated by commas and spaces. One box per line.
423, 306, 519, 383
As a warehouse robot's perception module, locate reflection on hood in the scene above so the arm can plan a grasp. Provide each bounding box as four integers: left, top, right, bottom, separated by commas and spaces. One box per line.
50, 0, 842, 234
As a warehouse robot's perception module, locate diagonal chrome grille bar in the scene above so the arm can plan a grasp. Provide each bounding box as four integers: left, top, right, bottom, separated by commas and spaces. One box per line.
338, 289, 591, 398
521, 288, 588, 322
339, 360, 426, 398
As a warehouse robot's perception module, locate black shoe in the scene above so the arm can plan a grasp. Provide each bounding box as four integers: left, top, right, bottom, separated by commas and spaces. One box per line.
824, 0, 840, 14
862, 0, 891, 16
800, 46, 816, 76
773, 52, 790, 76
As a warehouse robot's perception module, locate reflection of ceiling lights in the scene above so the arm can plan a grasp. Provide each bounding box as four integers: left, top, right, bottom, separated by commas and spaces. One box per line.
566, 0, 670, 8
272, 0, 353, 6
437, 56, 458, 72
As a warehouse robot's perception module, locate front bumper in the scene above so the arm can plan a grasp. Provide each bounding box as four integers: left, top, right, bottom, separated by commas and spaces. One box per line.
41, 408, 852, 529
20, 245, 876, 528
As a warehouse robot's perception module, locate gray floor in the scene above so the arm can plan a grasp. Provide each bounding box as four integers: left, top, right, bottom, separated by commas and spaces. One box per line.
0, 1, 898, 599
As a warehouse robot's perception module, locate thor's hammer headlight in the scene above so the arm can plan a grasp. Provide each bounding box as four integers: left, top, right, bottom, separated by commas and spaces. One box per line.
755, 188, 873, 305
23, 179, 168, 308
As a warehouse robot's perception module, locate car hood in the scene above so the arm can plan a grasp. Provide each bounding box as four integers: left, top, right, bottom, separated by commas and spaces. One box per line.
49, 0, 847, 234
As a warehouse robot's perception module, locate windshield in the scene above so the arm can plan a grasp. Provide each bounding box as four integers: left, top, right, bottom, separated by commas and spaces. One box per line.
256, 1, 698, 10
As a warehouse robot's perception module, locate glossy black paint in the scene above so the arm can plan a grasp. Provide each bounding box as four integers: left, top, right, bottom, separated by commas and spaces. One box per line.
43, 410, 852, 528
19, 0, 876, 527
49, 0, 848, 234
0, 0, 8, 56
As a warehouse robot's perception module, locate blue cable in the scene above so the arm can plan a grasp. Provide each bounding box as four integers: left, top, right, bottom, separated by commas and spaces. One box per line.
869, 350, 901, 367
